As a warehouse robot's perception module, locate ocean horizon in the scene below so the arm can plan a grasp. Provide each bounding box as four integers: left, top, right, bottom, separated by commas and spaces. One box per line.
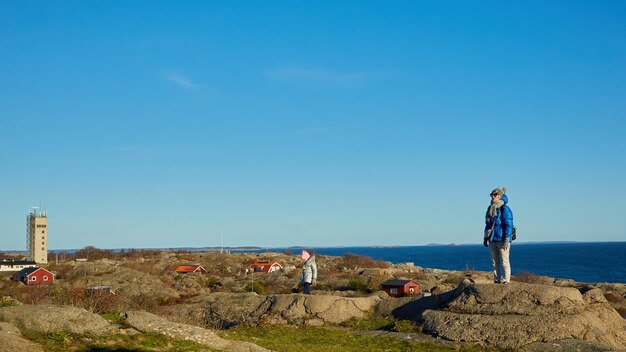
248, 241, 626, 284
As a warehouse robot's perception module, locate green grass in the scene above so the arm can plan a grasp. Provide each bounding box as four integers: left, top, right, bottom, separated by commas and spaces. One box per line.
100, 311, 132, 329
23, 331, 220, 352
220, 325, 497, 352
341, 317, 421, 333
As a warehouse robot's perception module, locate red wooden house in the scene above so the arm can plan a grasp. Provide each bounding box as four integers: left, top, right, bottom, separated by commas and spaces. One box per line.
380, 279, 420, 297
250, 260, 283, 273
11, 267, 55, 285
174, 265, 207, 274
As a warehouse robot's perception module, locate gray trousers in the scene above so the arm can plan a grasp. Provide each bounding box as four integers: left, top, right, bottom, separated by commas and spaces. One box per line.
489, 240, 511, 283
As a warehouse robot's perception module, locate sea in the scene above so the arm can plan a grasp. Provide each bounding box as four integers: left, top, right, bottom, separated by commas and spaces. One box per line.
249, 242, 626, 284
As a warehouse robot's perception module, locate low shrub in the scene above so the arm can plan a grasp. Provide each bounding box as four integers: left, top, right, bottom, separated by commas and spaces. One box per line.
441, 272, 466, 285
244, 281, 267, 295
343, 253, 389, 269
512, 272, 546, 284
348, 277, 371, 294
341, 317, 394, 330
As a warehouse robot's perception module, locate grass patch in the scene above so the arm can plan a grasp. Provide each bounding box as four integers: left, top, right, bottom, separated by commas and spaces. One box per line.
220, 325, 494, 352
341, 316, 395, 330
23, 331, 219, 352
100, 311, 132, 329
342, 317, 422, 333
0, 300, 19, 307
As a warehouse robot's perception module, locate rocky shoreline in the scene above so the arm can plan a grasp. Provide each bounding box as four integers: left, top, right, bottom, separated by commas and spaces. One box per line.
1, 250, 624, 351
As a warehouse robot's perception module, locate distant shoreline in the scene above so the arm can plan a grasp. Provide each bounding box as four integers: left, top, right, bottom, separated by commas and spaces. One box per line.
3, 240, 626, 254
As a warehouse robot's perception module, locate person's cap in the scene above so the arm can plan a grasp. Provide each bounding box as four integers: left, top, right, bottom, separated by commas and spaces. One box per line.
490, 187, 507, 196
301, 250, 311, 261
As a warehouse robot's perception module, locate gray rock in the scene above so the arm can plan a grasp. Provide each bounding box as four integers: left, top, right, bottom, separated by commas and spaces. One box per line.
421, 281, 626, 350
203, 292, 382, 328
522, 339, 619, 352
0, 322, 44, 352
124, 310, 271, 352
0, 305, 115, 335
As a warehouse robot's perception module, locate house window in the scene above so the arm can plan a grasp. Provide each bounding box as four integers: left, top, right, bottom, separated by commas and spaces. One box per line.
390, 288, 398, 294
409, 287, 415, 294
44, 276, 48, 281
31, 276, 36, 281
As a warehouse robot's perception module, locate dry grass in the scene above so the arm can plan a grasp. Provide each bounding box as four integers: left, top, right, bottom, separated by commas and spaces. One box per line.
512, 272, 554, 285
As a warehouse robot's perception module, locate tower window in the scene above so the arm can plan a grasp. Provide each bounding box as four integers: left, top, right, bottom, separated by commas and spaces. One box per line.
42, 230, 45, 234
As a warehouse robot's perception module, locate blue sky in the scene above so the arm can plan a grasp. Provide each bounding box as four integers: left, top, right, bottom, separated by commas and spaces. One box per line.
1, 1, 625, 250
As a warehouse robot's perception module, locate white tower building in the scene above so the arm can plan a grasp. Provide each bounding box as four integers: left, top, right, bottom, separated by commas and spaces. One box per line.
27, 207, 48, 264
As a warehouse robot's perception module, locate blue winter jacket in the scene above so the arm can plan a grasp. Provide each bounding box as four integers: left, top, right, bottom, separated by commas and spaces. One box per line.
484, 194, 514, 243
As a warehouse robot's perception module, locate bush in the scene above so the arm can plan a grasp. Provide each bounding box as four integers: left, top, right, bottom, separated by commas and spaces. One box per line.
441, 272, 466, 285
343, 253, 389, 269
73, 246, 116, 260
604, 292, 625, 304
244, 281, 267, 295
341, 317, 394, 330
512, 272, 547, 284
348, 277, 371, 294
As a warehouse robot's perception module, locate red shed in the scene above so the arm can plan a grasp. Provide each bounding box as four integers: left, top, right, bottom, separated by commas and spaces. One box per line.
175, 265, 207, 274
11, 267, 55, 285
250, 260, 283, 273
380, 279, 420, 298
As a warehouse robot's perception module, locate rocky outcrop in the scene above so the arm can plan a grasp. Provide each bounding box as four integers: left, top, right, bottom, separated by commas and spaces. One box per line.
0, 305, 115, 335
67, 263, 180, 300
124, 310, 270, 352
420, 281, 626, 350
0, 322, 44, 352
203, 292, 383, 328
265, 292, 382, 325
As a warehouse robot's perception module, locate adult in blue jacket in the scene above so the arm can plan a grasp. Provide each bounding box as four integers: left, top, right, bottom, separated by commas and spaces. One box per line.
484, 187, 514, 284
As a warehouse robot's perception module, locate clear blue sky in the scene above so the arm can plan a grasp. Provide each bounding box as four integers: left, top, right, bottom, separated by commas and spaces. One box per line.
1, 1, 625, 250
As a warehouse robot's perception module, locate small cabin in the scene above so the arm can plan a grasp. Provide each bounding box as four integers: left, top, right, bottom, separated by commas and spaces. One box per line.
250, 260, 283, 273
380, 279, 420, 298
174, 265, 207, 274
11, 267, 55, 285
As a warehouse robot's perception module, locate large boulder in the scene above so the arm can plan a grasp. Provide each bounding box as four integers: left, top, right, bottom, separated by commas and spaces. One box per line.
0, 305, 115, 335
124, 310, 270, 352
266, 293, 382, 325
203, 292, 382, 328
0, 322, 44, 352
420, 281, 626, 350
67, 264, 179, 300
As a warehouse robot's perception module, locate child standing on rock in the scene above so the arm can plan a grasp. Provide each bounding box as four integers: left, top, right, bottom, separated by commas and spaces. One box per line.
300, 250, 317, 294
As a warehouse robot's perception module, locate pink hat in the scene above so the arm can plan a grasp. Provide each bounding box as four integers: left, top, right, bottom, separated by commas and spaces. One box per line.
300, 250, 311, 261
